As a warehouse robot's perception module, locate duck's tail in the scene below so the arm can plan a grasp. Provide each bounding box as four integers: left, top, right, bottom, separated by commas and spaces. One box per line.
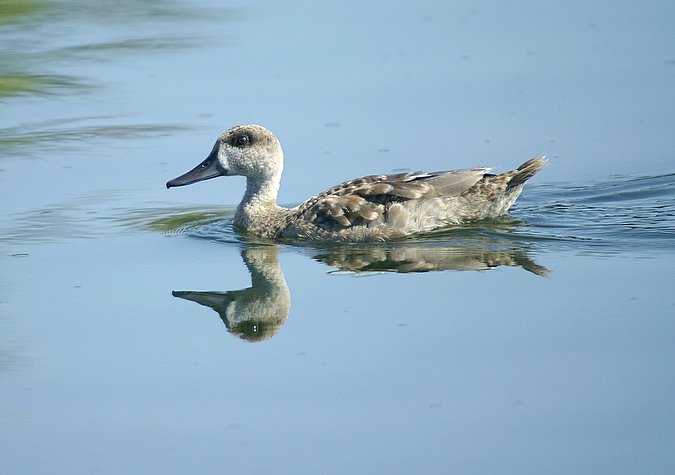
507, 155, 547, 188
463, 155, 547, 217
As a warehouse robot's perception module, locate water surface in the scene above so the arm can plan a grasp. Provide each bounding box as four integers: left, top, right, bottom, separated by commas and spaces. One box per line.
2, 1, 675, 474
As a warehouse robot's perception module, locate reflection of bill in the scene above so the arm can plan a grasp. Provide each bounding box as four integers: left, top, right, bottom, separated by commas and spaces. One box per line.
171, 243, 548, 343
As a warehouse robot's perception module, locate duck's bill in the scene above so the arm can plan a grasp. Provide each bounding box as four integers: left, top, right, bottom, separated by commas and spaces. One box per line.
172, 290, 224, 307
166, 153, 226, 188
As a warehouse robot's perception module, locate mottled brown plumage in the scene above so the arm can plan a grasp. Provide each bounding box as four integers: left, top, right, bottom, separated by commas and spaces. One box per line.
167, 125, 546, 242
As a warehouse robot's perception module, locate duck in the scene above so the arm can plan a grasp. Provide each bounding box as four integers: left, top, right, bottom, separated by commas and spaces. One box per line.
166, 124, 546, 242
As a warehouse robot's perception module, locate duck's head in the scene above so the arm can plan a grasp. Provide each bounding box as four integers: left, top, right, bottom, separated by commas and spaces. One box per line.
166, 124, 284, 189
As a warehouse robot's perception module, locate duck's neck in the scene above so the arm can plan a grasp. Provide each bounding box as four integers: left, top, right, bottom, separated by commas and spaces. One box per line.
234, 175, 287, 237
242, 247, 287, 289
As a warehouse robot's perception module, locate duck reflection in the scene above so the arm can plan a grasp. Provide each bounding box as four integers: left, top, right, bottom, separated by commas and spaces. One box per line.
171, 243, 548, 342
315, 245, 549, 275
173, 246, 290, 342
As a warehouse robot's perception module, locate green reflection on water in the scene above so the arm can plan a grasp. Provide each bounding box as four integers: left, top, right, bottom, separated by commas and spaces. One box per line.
142, 209, 231, 233
0, 0, 234, 98
0, 1, 57, 97
0, 203, 235, 244
0, 0, 50, 24
0, 74, 88, 98
0, 0, 80, 98
0, 117, 187, 157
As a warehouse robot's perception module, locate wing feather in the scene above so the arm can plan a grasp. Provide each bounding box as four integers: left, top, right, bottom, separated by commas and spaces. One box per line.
293, 168, 488, 230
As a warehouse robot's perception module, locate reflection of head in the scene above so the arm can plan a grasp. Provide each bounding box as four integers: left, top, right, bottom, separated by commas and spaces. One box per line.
228, 308, 288, 342
172, 246, 290, 342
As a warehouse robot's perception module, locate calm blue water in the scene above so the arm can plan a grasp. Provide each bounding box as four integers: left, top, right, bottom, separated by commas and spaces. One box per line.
2, 1, 674, 474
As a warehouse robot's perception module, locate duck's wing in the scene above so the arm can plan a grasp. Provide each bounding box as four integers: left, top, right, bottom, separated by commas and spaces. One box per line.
294, 168, 489, 228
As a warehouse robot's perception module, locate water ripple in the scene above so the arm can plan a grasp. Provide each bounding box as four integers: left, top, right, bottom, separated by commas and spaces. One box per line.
513, 172, 675, 254
1, 173, 673, 258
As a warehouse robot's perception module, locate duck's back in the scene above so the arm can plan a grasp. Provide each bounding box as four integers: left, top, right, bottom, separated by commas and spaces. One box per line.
281, 157, 545, 242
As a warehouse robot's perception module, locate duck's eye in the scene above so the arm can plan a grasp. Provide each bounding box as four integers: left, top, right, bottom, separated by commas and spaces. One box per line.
235, 134, 250, 147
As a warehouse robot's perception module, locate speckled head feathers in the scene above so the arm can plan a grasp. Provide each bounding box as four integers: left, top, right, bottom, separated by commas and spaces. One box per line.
216, 124, 284, 180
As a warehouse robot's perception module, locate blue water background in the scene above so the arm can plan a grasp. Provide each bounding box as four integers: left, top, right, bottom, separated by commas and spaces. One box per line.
1, 1, 674, 473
